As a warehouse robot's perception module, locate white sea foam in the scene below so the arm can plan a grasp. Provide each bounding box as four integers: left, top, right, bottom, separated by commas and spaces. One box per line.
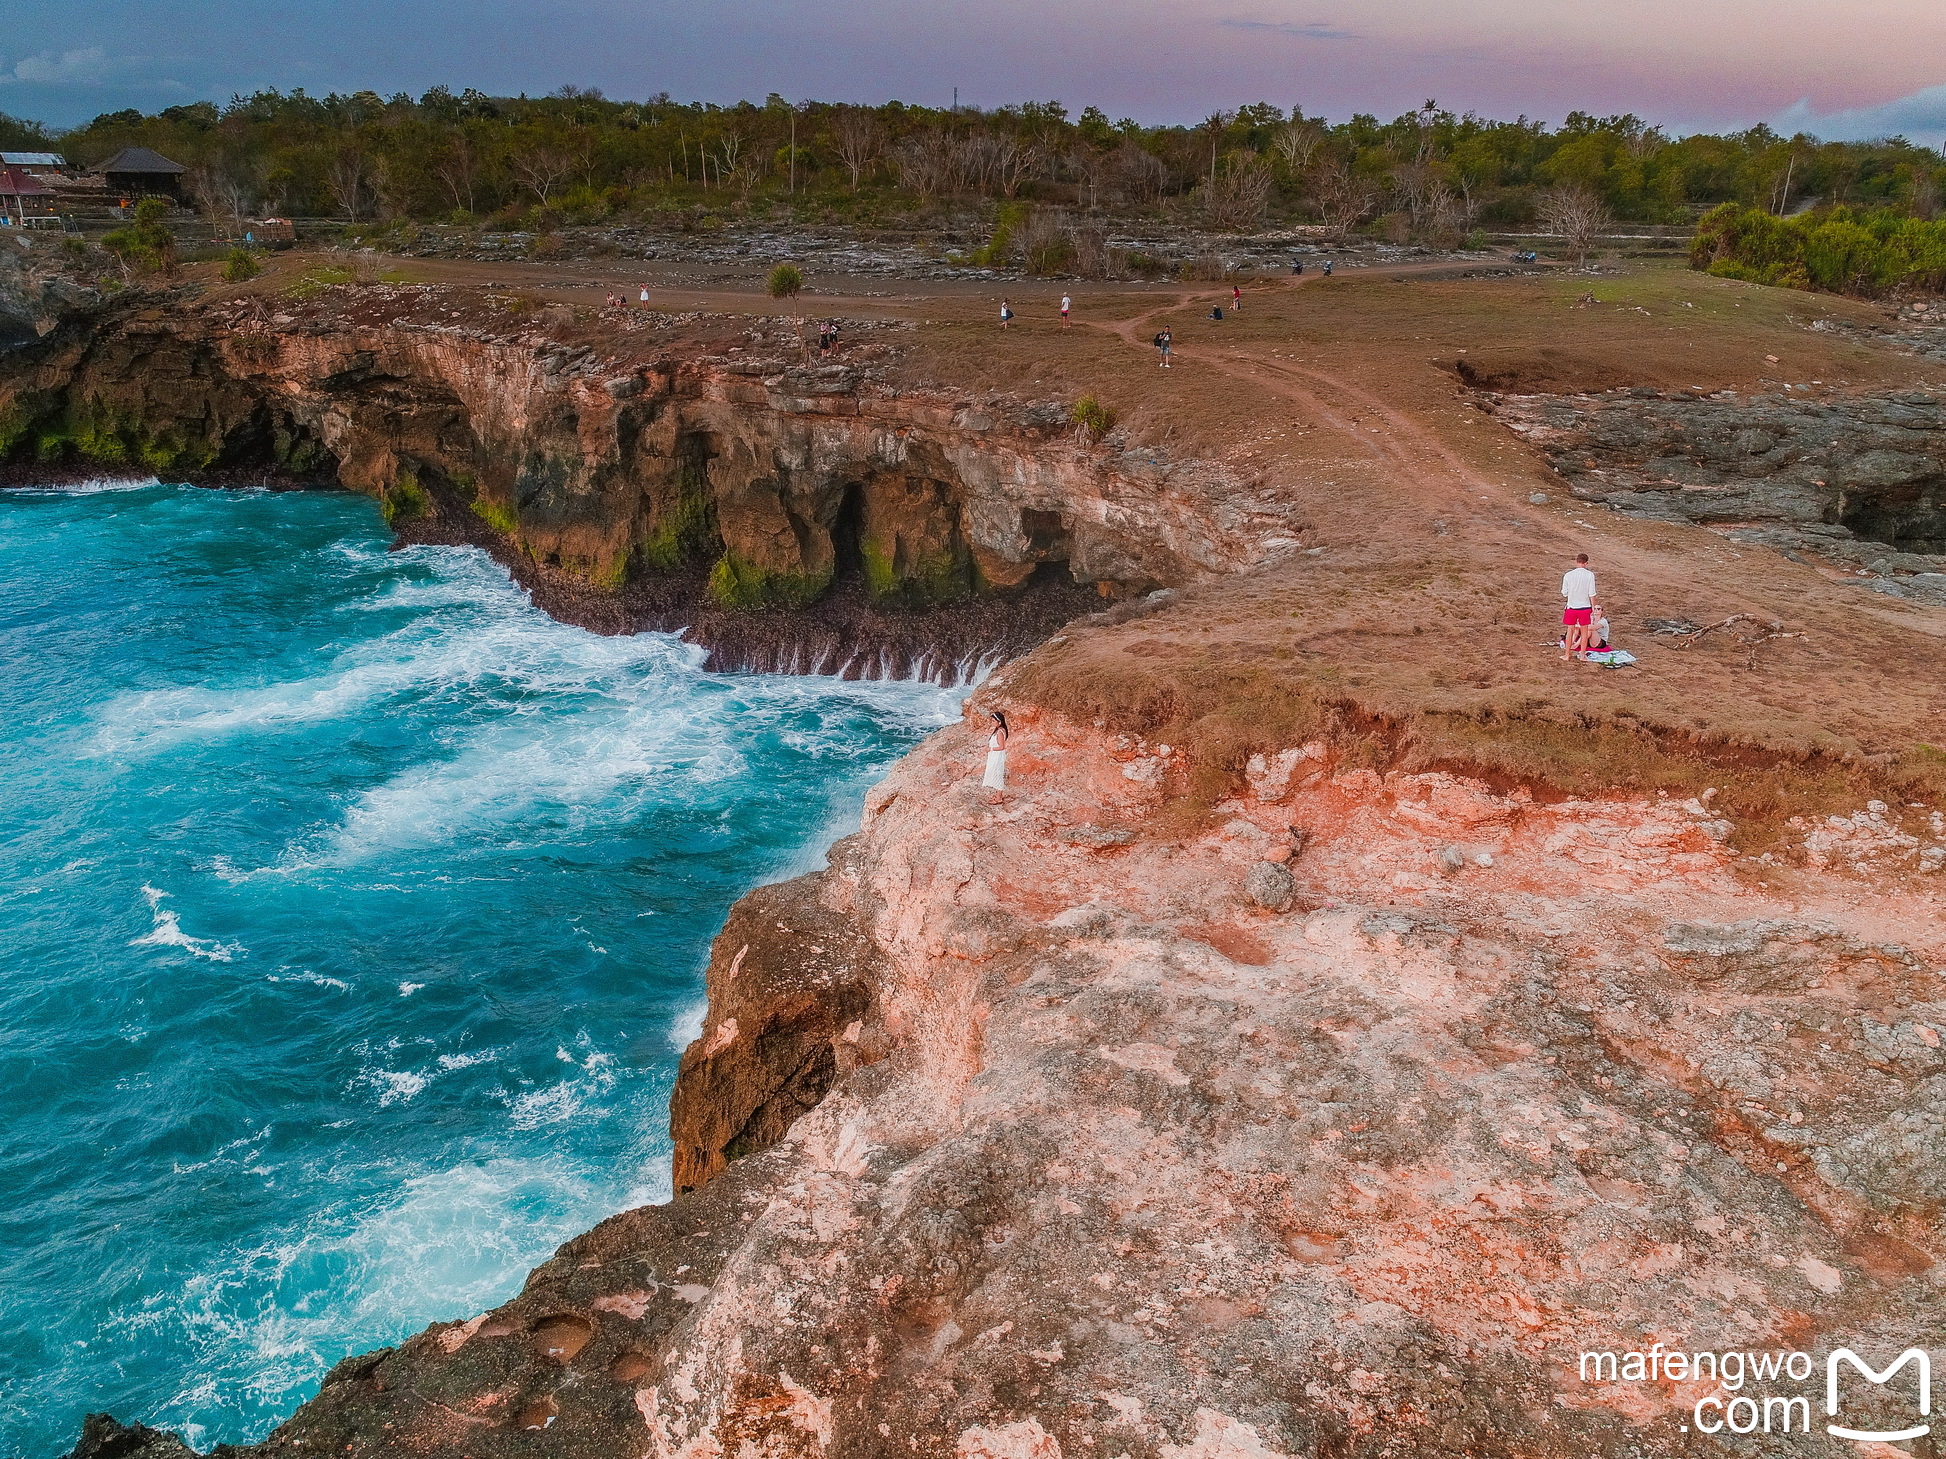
266, 970, 351, 992
434, 1049, 499, 1072
504, 1040, 618, 1130
397, 982, 424, 997
130, 1152, 670, 1443
353, 1068, 429, 1108
131, 885, 244, 962
669, 998, 707, 1049
7, 475, 164, 496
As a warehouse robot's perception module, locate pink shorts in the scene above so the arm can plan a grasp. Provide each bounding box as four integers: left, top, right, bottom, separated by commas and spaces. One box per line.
1562, 607, 1593, 626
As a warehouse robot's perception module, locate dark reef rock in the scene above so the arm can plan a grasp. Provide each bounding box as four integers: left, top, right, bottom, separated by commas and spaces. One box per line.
62, 1415, 199, 1459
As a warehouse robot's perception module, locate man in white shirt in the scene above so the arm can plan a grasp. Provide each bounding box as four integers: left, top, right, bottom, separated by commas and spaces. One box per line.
1561, 553, 1598, 661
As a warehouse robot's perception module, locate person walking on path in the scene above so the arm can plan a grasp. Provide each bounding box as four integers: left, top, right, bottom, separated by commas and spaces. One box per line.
1560, 553, 1598, 661
1154, 327, 1173, 367
1060, 293, 1072, 327
981, 711, 1009, 793
1000, 299, 1014, 328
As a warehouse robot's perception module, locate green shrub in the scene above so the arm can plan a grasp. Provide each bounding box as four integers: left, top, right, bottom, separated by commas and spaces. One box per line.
101, 197, 177, 274
1690, 202, 1946, 297
973, 203, 1028, 267
1071, 394, 1117, 439
766, 262, 804, 298
221, 246, 261, 282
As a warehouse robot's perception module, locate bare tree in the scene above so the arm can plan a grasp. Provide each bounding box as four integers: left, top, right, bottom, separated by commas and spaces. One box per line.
1110, 142, 1167, 205
712, 130, 745, 188
1315, 165, 1379, 236
1425, 179, 1479, 242
1202, 157, 1273, 230
893, 131, 955, 197
512, 145, 576, 205
1390, 160, 1434, 229
328, 150, 374, 220
436, 131, 479, 215
1067, 147, 1111, 211
189, 162, 249, 230
1271, 121, 1325, 176
830, 108, 882, 191
1536, 185, 1611, 263
1014, 207, 1072, 273
993, 137, 1039, 198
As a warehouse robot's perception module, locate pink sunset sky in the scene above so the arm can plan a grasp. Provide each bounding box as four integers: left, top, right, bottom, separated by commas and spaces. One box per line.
4, 0, 1944, 143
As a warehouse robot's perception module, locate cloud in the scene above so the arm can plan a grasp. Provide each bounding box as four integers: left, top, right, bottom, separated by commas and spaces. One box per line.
1220, 18, 1359, 41
2, 47, 111, 86
1772, 83, 1946, 149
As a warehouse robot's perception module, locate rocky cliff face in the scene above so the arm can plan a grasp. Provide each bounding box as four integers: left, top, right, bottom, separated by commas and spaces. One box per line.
0, 288, 1285, 677
90, 697, 1937, 1459
0, 237, 100, 352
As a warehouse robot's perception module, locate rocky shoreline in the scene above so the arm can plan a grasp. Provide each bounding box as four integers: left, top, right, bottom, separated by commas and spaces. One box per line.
68, 702, 1946, 1459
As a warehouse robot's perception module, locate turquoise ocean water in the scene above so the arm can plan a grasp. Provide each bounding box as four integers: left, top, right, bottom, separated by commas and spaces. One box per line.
0, 481, 959, 1458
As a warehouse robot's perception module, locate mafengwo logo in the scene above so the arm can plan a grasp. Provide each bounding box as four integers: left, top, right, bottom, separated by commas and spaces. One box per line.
1574, 1344, 1931, 1440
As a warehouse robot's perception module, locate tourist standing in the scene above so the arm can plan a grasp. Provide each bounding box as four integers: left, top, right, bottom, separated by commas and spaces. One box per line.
1560, 553, 1598, 661
1000, 300, 1014, 328
1232, 283, 1242, 312
639, 285, 650, 306
1060, 293, 1072, 327
1154, 328, 1173, 368
982, 711, 1009, 791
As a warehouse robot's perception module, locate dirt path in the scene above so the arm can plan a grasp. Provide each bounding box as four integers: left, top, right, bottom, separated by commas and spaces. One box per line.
1087, 265, 1531, 527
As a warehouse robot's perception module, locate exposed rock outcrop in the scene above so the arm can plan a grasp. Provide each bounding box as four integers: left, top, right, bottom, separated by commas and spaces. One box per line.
0, 289, 1292, 678
0, 237, 100, 351
156, 702, 1943, 1459
1486, 385, 1946, 589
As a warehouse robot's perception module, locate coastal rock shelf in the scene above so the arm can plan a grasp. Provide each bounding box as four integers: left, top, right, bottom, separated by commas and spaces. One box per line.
0, 291, 1287, 680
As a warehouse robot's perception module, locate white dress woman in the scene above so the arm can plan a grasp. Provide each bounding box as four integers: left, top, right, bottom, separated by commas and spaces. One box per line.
982, 711, 1008, 790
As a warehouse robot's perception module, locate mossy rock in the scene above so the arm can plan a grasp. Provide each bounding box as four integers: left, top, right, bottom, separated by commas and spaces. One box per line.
470, 496, 520, 536
707, 553, 832, 610
859, 540, 973, 608
639, 486, 719, 571
381, 473, 431, 525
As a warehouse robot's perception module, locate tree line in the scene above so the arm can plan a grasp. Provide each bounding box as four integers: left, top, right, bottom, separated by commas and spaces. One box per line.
8, 89, 1943, 243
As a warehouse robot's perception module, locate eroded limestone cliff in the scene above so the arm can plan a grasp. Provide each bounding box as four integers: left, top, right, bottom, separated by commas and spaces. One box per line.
93, 696, 1935, 1459
1, 288, 1286, 678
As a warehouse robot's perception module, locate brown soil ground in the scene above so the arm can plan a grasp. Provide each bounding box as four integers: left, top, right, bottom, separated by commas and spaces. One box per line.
193, 249, 1946, 846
